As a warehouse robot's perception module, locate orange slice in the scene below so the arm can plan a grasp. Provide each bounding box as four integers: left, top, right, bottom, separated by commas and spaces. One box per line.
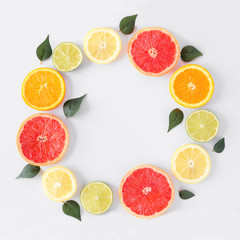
169, 64, 214, 108
22, 68, 65, 111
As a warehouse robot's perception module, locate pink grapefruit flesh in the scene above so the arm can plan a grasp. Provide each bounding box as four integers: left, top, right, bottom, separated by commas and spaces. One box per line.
119, 165, 175, 218
128, 27, 180, 76
16, 113, 69, 166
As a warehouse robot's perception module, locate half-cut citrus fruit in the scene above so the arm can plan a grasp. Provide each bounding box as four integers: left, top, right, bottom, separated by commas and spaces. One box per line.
21, 68, 65, 111
169, 64, 214, 108
119, 165, 174, 218
80, 181, 113, 215
84, 28, 121, 64
52, 42, 82, 72
186, 110, 219, 142
171, 144, 211, 184
128, 27, 180, 76
16, 113, 69, 166
42, 166, 77, 202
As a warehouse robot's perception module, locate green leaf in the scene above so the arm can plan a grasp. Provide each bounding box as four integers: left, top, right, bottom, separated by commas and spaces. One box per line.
36, 35, 52, 62
181, 45, 203, 62
63, 94, 87, 118
168, 108, 184, 132
62, 200, 81, 221
213, 138, 225, 153
179, 190, 195, 200
119, 14, 138, 34
16, 164, 40, 179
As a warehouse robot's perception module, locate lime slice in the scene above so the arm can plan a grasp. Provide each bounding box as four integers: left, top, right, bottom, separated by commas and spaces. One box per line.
52, 42, 82, 72
80, 181, 113, 215
186, 110, 219, 142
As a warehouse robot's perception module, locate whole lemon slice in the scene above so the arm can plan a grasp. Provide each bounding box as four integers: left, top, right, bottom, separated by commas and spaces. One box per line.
84, 28, 121, 64
42, 166, 77, 202
171, 144, 211, 184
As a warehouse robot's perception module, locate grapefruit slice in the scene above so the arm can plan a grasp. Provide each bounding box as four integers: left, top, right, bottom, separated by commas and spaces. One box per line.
128, 27, 180, 76
16, 113, 69, 166
119, 165, 175, 218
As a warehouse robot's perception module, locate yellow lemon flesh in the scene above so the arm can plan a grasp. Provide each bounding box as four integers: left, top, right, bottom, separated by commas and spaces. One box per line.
171, 144, 211, 184
84, 28, 121, 64
42, 166, 77, 202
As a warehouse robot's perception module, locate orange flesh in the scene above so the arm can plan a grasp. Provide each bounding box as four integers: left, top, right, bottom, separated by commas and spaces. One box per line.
173, 69, 210, 104
24, 71, 63, 108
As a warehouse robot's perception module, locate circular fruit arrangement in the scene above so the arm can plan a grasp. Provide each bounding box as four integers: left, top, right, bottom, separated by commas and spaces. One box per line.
16, 15, 224, 222
119, 165, 174, 218
16, 113, 69, 166
128, 27, 180, 76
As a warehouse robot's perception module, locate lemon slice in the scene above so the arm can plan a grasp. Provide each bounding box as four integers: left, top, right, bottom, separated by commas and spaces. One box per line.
171, 144, 211, 183
42, 166, 77, 202
186, 110, 219, 142
52, 42, 82, 72
80, 181, 113, 214
84, 28, 121, 64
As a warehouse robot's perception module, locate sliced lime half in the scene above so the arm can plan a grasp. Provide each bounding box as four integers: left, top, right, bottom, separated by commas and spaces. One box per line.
53, 42, 82, 72
80, 181, 113, 215
186, 110, 219, 142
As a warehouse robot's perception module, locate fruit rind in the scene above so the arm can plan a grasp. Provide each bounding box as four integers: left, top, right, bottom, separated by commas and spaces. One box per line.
16, 113, 69, 166
83, 28, 122, 64
169, 64, 214, 108
171, 144, 211, 184
119, 164, 175, 219
128, 27, 180, 77
185, 110, 219, 142
42, 166, 77, 202
52, 42, 83, 72
80, 181, 113, 215
21, 68, 66, 111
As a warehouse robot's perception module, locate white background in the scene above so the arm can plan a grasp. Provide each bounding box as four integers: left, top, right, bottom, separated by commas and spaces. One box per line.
1, 0, 240, 239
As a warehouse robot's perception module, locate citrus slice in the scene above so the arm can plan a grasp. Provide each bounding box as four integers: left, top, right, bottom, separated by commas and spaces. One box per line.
80, 181, 113, 214
128, 27, 180, 76
16, 113, 69, 166
119, 165, 174, 218
84, 28, 121, 64
52, 42, 82, 72
22, 68, 65, 111
171, 144, 211, 184
169, 64, 214, 108
186, 110, 219, 142
42, 166, 77, 202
